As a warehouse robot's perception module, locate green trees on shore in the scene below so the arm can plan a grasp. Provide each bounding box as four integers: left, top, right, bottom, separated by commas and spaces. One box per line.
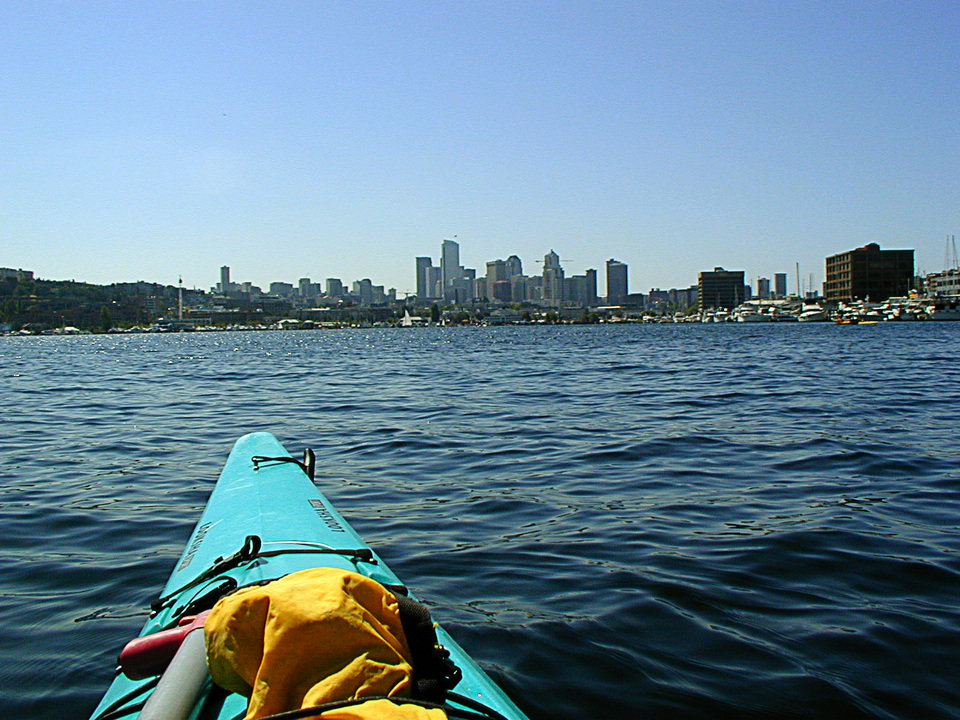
0, 277, 175, 331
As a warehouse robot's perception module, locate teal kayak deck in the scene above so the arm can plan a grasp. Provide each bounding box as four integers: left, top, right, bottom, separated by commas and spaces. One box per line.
90, 432, 528, 720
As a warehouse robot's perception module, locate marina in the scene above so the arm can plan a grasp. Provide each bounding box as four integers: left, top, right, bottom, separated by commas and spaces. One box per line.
6, 294, 960, 334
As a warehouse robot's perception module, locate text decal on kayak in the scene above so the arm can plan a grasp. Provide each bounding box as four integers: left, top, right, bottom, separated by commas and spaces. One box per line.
178, 521, 214, 571
308, 499, 345, 532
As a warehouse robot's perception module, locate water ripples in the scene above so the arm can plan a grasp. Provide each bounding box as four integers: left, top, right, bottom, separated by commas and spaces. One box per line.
2, 325, 960, 718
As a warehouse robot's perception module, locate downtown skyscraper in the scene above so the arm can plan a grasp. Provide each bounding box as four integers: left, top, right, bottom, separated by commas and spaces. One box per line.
606, 259, 628, 304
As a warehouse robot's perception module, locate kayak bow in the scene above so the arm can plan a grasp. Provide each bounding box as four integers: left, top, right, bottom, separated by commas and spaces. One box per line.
89, 432, 529, 720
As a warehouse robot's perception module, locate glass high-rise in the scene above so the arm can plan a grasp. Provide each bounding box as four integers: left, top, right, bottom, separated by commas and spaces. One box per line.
416, 257, 433, 299
441, 239, 460, 294
606, 259, 628, 304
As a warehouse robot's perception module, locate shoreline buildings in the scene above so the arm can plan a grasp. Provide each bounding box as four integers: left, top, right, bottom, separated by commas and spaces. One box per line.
824, 243, 914, 302
698, 268, 746, 311
12, 232, 960, 331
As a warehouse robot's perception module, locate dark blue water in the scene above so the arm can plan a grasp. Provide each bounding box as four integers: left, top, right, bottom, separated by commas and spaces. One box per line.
2, 324, 959, 719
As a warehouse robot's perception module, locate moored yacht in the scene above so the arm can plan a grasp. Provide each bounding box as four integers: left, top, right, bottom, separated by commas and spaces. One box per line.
798, 303, 828, 322
926, 295, 960, 320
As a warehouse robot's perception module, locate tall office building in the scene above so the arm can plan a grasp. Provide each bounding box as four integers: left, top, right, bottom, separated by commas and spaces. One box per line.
219, 266, 231, 294
505, 255, 523, 278
481, 259, 509, 302
426, 266, 442, 299
606, 259, 628, 304
757, 277, 771, 299
566, 269, 598, 307
298, 278, 317, 300
325, 278, 344, 297
441, 239, 460, 298
824, 243, 914, 302
415, 257, 433, 299
353, 279, 374, 305
486, 259, 509, 285
585, 268, 598, 306
698, 268, 745, 310
511, 275, 530, 302
542, 250, 564, 305
774, 273, 787, 298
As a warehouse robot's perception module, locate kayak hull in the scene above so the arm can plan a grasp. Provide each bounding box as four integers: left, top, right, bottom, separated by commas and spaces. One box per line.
89, 432, 528, 720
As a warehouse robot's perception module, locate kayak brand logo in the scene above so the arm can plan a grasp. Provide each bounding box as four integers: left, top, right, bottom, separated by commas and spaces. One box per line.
178, 521, 215, 571
308, 499, 345, 532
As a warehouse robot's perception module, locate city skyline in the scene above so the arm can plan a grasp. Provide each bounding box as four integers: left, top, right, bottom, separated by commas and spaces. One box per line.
209, 238, 771, 303
7, 234, 915, 304
208, 234, 910, 303
3, 4, 958, 293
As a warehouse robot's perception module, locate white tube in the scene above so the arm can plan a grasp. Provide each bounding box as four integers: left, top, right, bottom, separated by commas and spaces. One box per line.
138, 628, 210, 720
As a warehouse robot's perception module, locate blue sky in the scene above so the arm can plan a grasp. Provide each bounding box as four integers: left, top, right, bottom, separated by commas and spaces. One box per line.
2, 1, 958, 296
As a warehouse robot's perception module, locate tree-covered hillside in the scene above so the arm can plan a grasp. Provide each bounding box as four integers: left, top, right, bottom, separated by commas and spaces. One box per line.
0, 277, 180, 331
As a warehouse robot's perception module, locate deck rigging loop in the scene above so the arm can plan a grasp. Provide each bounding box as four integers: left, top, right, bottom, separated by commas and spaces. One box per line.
168, 576, 239, 625
251, 448, 316, 481
151, 535, 262, 614
150, 535, 377, 615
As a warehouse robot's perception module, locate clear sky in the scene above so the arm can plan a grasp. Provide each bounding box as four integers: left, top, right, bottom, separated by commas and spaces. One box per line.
2, 1, 958, 297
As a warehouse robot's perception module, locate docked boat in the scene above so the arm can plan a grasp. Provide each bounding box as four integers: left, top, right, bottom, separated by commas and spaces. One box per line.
926, 296, 960, 320
735, 306, 773, 322
798, 304, 828, 322
89, 433, 529, 720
